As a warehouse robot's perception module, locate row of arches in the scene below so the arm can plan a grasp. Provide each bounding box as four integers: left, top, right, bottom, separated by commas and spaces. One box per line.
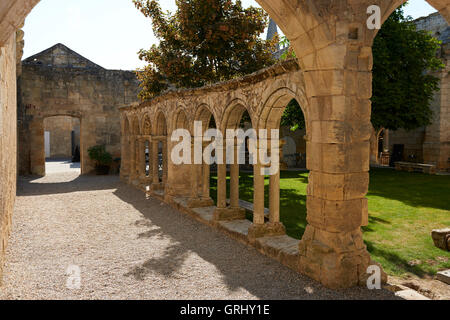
121, 63, 307, 238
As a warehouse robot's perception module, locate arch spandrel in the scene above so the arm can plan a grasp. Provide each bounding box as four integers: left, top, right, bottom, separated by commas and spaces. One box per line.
220, 98, 255, 132
153, 109, 168, 136
141, 113, 152, 136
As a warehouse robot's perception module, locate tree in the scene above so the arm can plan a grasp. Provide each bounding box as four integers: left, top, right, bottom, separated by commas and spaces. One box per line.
133, 0, 277, 100
278, 4, 444, 133
371, 6, 443, 131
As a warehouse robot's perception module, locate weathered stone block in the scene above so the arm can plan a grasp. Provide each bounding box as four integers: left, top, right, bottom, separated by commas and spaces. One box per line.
431, 228, 450, 251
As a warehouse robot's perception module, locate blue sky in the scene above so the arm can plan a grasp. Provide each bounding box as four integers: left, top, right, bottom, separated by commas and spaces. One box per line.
23, 0, 439, 70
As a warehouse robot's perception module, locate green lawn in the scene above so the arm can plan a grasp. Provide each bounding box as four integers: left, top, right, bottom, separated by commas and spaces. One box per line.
210, 168, 450, 278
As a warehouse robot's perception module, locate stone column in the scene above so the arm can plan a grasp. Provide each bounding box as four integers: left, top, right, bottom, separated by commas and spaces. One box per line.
151, 138, 160, 190
229, 143, 240, 209
213, 145, 245, 221
162, 137, 168, 185
120, 134, 130, 181
290, 38, 386, 288
383, 129, 390, 152
145, 138, 152, 183
252, 163, 265, 226
29, 119, 45, 176
202, 162, 211, 200
213, 151, 227, 214
187, 140, 200, 206
248, 140, 285, 239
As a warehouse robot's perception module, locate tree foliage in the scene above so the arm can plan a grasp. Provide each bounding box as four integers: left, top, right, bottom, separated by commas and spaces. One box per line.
281, 99, 305, 131
371, 6, 443, 131
133, 0, 277, 100
279, 5, 444, 132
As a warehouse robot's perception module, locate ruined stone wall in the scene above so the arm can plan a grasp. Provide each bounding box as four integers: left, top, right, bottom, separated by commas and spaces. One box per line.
0, 32, 17, 281
18, 50, 140, 175
389, 128, 426, 162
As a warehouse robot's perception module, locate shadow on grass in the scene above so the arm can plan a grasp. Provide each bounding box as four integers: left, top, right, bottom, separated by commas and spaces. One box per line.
362, 216, 391, 233
368, 168, 450, 211
210, 171, 308, 239
365, 240, 430, 277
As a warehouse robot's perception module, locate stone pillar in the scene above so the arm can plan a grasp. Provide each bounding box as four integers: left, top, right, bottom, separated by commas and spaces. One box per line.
120, 134, 130, 181
137, 138, 146, 184
229, 146, 239, 209
145, 138, 152, 184
202, 163, 211, 200
269, 165, 280, 224
213, 150, 227, 218
151, 138, 160, 190
252, 163, 265, 226
29, 119, 45, 176
248, 141, 285, 239
292, 41, 386, 288
162, 137, 168, 185
188, 140, 214, 208
383, 129, 390, 152
213, 144, 245, 221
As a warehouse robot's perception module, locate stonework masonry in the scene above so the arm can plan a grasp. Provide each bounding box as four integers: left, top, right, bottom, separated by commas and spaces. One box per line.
0, 32, 19, 282
0, 0, 449, 288
43, 116, 80, 159
17, 44, 140, 175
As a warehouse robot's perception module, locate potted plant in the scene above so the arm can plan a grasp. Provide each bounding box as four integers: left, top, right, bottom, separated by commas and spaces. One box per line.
87, 145, 113, 175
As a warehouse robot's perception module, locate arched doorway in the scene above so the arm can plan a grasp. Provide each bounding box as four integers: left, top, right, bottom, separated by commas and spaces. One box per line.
43, 115, 81, 175
152, 111, 168, 192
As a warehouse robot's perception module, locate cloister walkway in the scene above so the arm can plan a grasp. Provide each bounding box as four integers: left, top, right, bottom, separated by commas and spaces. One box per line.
0, 172, 397, 300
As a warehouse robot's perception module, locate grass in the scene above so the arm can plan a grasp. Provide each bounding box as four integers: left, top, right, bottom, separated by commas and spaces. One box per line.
210, 168, 450, 278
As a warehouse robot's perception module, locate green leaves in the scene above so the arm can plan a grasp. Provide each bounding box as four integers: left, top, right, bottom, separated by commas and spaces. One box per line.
371, 6, 444, 131
87, 145, 113, 166
134, 0, 276, 99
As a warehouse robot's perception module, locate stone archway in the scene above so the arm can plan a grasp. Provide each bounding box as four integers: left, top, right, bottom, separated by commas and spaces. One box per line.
1, 0, 450, 289
166, 108, 192, 200
120, 115, 132, 180
151, 110, 168, 192
141, 113, 152, 183
27, 113, 86, 176
186, 104, 218, 208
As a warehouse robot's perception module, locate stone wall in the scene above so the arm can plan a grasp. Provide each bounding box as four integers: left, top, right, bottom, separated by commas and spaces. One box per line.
0, 32, 18, 282
18, 44, 140, 175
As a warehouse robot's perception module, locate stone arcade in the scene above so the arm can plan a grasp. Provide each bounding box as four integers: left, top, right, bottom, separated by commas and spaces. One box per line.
0, 0, 449, 289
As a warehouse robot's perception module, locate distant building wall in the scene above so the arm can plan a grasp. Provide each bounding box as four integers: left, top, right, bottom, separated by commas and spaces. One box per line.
17, 44, 140, 175
0, 31, 22, 281
386, 13, 449, 170
43, 116, 80, 159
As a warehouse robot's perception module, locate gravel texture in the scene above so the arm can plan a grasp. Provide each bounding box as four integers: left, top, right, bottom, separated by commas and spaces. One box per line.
0, 171, 399, 300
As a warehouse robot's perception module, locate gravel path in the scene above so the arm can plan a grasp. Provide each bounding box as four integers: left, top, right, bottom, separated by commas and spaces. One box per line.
0, 171, 398, 300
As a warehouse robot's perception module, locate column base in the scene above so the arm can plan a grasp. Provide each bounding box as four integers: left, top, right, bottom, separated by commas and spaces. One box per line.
213, 207, 246, 221
187, 197, 215, 208
298, 225, 387, 289
248, 222, 286, 239
151, 182, 164, 191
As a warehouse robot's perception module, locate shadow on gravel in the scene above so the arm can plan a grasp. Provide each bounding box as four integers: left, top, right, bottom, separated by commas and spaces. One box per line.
113, 182, 400, 301
17, 175, 120, 197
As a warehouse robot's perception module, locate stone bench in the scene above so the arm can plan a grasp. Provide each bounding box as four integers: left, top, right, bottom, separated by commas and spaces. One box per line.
227, 199, 270, 220
394, 162, 436, 175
